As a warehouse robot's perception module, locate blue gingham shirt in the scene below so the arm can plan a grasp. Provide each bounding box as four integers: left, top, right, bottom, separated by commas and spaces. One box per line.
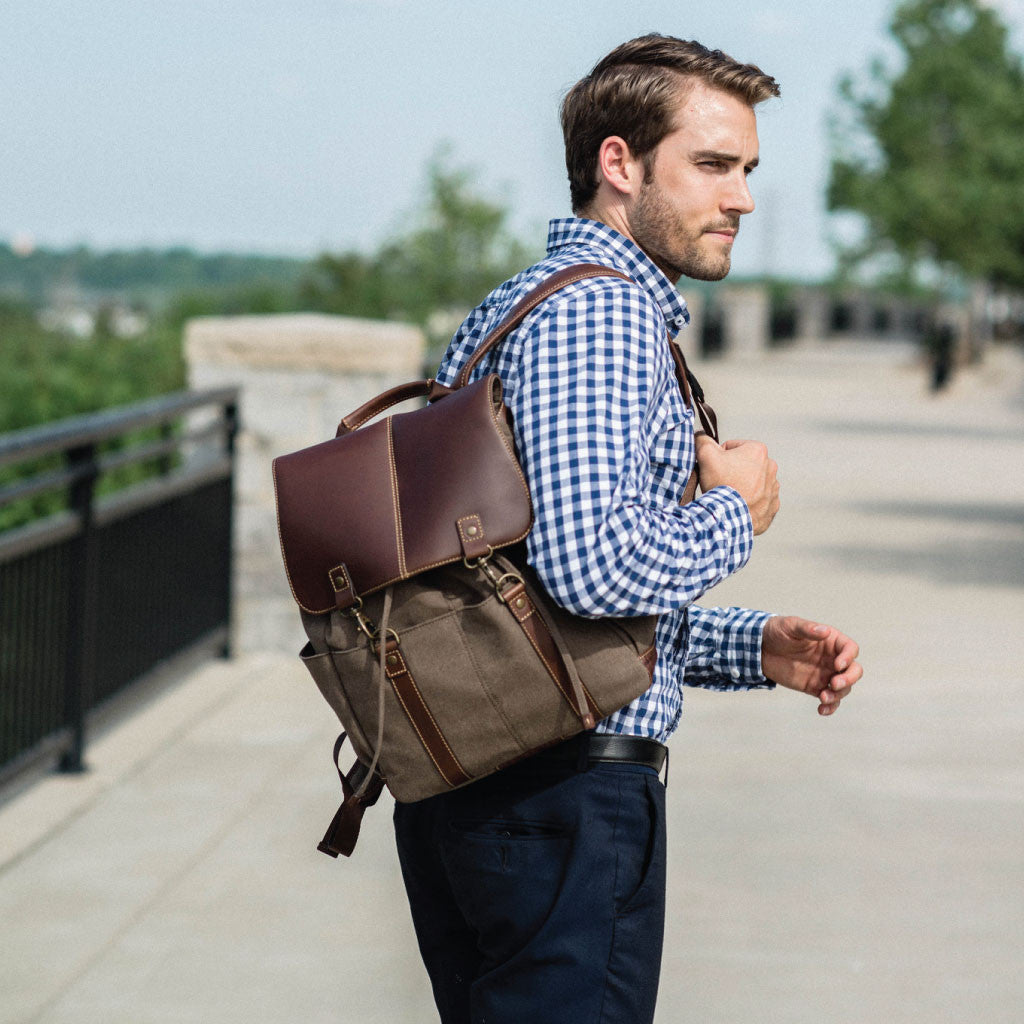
437, 218, 773, 741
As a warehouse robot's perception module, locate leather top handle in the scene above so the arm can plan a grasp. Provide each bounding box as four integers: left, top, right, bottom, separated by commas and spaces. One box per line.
456, 264, 633, 389
336, 378, 455, 436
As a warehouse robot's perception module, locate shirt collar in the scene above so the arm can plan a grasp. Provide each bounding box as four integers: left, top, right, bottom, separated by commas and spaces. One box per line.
546, 217, 690, 333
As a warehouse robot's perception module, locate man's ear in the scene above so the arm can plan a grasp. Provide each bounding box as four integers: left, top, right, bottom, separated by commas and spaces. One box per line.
596, 136, 645, 198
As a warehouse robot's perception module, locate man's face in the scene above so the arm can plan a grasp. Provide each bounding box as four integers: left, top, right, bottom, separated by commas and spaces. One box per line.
628, 80, 760, 282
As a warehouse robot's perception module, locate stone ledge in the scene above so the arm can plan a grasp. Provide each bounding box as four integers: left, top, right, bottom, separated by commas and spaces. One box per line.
184, 313, 425, 373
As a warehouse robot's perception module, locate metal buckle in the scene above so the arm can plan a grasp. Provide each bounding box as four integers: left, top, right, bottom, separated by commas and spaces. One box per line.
372, 628, 400, 652
466, 553, 524, 604
492, 572, 524, 605
342, 599, 379, 643
343, 601, 401, 648
462, 545, 495, 571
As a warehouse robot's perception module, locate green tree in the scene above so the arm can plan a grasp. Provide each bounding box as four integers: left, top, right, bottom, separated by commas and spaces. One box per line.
827, 0, 1024, 288
301, 149, 535, 354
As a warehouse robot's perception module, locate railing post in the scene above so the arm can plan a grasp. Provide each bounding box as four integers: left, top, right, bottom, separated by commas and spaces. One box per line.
220, 399, 239, 660
60, 442, 99, 773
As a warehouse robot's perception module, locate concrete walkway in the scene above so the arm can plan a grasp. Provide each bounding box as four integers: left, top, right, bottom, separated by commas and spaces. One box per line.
3, 342, 1023, 1024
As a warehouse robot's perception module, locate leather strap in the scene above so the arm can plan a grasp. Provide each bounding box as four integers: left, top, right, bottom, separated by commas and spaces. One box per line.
382, 640, 472, 789
498, 576, 597, 729
336, 378, 454, 436
457, 263, 633, 388
668, 338, 718, 441
317, 733, 385, 858
640, 644, 658, 679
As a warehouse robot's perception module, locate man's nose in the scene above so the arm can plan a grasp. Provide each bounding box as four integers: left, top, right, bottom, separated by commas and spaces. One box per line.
723, 173, 755, 215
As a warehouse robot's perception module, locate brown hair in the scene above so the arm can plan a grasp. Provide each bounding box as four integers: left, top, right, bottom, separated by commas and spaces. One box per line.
561, 34, 780, 212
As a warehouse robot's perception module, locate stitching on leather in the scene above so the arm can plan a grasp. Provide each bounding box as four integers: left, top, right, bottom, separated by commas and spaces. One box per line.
388, 651, 467, 785
274, 460, 334, 615
385, 659, 458, 786
457, 515, 484, 547
513, 600, 574, 706
386, 668, 455, 787
328, 563, 351, 593
387, 417, 406, 578
400, 657, 467, 778
509, 582, 598, 718
481, 380, 532, 503
522, 625, 575, 708
514, 602, 533, 623
272, 461, 307, 610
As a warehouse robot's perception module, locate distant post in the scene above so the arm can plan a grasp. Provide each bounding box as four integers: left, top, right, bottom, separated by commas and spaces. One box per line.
719, 285, 771, 356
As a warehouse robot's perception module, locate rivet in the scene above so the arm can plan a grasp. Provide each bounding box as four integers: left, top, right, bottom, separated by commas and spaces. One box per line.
466, 524, 479, 536
514, 596, 526, 610
335, 576, 346, 588
386, 653, 399, 666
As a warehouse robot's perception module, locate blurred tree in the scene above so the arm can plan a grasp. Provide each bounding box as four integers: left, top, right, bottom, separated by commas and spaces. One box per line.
301, 149, 535, 354
828, 0, 1024, 288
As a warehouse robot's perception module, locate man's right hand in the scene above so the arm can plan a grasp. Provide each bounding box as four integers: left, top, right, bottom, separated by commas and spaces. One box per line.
695, 435, 780, 535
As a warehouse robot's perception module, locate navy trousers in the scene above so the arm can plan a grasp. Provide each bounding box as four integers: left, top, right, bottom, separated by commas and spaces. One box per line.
393, 753, 667, 1024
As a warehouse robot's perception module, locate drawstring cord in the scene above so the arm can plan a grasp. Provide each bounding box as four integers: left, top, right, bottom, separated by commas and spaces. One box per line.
351, 585, 392, 800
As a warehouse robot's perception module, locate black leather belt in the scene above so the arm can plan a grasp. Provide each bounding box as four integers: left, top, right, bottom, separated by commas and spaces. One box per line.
535, 733, 668, 775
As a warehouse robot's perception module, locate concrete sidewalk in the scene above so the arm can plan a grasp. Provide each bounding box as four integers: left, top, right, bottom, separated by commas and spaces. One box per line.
3, 343, 1023, 1024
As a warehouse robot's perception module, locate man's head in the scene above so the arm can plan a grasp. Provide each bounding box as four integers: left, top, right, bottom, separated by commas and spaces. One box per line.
561, 35, 780, 281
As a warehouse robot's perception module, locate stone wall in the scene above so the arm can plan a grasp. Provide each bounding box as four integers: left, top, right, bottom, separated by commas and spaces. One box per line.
185, 313, 427, 655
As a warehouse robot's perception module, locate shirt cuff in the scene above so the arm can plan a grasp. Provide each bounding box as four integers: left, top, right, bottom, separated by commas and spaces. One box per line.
684, 605, 775, 691
692, 485, 755, 577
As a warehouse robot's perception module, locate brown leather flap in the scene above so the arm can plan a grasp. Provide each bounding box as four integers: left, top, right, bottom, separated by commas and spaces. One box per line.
273, 374, 534, 613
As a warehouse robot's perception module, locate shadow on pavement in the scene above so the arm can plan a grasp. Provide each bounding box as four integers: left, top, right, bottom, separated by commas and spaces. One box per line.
811, 420, 1022, 442
812, 536, 1024, 588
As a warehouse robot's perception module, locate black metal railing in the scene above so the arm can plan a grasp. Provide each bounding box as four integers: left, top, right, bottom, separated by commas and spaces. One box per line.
0, 388, 239, 783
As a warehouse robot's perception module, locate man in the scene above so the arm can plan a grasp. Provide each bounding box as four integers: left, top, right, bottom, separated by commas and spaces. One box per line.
393, 34, 862, 1024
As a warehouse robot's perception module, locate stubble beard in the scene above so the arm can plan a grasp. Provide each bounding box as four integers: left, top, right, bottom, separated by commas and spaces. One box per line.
631, 178, 735, 283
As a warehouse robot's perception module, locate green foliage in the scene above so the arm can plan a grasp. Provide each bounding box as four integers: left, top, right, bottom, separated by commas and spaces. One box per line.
0, 149, 529, 447
301, 150, 536, 355
0, 299, 189, 528
0, 301, 184, 436
827, 0, 1024, 287
0, 243, 307, 308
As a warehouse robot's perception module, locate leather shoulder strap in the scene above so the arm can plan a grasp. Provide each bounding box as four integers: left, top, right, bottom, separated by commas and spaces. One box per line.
455, 263, 632, 389
454, 259, 719, 442
668, 338, 718, 442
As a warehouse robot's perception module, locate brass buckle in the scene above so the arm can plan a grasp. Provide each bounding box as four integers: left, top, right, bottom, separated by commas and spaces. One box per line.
466, 552, 523, 604
343, 600, 401, 648
462, 545, 495, 571
342, 599, 379, 643
372, 628, 400, 652
492, 572, 524, 605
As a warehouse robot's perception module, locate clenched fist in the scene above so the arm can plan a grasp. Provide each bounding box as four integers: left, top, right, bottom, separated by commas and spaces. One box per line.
695, 435, 780, 535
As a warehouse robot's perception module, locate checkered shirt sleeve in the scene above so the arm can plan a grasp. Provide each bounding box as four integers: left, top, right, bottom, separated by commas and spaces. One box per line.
508, 279, 754, 617
436, 219, 774, 739
686, 605, 774, 689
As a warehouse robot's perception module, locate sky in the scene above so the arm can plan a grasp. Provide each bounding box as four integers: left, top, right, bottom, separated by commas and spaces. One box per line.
3, 0, 1023, 281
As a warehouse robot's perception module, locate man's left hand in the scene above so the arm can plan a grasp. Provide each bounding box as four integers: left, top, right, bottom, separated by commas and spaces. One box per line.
761, 616, 862, 716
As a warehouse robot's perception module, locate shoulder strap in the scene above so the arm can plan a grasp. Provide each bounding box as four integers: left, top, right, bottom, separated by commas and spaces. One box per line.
455, 264, 716, 441
455, 263, 632, 389
668, 338, 718, 442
